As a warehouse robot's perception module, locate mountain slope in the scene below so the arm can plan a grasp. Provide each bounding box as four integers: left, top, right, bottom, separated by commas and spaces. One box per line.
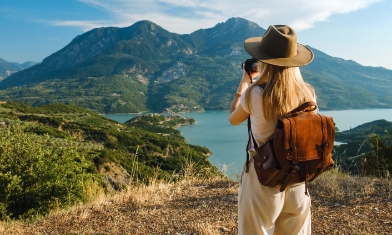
1, 18, 392, 113
304, 47, 392, 109
0, 21, 194, 87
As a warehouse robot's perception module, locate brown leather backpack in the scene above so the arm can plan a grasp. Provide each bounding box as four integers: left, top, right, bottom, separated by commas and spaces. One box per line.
248, 101, 335, 195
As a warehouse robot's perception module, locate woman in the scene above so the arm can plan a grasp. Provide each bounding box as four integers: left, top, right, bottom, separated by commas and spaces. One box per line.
229, 25, 316, 235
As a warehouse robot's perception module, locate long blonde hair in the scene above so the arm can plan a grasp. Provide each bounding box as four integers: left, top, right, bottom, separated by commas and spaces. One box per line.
245, 63, 315, 121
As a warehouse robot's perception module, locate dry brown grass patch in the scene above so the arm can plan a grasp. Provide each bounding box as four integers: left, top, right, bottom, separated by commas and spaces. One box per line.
0, 168, 391, 235
310, 169, 392, 234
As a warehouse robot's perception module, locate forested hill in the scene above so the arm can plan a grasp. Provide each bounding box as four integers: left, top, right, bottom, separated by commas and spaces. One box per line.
1, 18, 392, 113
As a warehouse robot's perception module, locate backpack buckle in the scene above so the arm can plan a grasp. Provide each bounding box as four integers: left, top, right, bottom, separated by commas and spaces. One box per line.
288, 166, 300, 174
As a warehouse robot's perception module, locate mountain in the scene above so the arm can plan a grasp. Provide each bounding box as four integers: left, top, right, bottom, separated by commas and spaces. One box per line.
20, 61, 38, 69
0, 58, 38, 80
303, 48, 392, 109
0, 18, 391, 113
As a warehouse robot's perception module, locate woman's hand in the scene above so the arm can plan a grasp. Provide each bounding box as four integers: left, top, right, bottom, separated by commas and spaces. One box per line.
241, 67, 260, 84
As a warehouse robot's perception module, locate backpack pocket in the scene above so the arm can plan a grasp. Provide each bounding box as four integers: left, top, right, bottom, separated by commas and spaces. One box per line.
253, 140, 282, 186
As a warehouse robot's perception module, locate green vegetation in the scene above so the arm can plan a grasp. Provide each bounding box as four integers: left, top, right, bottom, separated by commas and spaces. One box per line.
0, 75, 148, 114
125, 113, 196, 136
0, 101, 218, 220
333, 119, 392, 176
359, 132, 392, 178
0, 121, 101, 220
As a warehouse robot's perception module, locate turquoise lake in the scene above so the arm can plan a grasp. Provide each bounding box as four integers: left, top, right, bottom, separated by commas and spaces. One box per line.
105, 109, 392, 178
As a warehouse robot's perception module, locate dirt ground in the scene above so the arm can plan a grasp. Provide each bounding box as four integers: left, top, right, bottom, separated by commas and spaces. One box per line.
0, 172, 391, 235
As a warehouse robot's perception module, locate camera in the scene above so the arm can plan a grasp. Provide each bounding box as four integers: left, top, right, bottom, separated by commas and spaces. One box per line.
242, 58, 260, 73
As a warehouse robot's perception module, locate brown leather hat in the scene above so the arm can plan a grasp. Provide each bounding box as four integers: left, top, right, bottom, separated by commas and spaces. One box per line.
244, 25, 314, 67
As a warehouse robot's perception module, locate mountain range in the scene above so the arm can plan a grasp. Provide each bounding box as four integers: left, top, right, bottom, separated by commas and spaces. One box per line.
1, 17, 391, 113
0, 58, 37, 80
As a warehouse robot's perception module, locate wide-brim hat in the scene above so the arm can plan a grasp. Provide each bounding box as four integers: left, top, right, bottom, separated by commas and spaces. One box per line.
244, 25, 314, 67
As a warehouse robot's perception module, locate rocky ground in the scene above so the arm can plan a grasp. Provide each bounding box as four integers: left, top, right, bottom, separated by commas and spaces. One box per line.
0, 170, 391, 235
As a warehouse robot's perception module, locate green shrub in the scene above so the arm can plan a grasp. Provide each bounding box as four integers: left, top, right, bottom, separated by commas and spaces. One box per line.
359, 132, 392, 178
25, 124, 69, 138
0, 121, 101, 219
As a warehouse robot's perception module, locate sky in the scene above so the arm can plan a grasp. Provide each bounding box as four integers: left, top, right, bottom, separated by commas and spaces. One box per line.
1, 0, 392, 69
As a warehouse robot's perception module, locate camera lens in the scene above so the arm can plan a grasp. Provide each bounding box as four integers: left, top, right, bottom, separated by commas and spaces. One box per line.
243, 58, 259, 73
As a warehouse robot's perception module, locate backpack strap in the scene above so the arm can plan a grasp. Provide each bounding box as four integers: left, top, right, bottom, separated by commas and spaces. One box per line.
245, 117, 251, 172
311, 114, 331, 182
290, 101, 317, 113
245, 83, 266, 173
259, 83, 267, 89
245, 117, 259, 173
279, 116, 300, 192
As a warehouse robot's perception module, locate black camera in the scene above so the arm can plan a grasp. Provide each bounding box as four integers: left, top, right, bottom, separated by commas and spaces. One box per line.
242, 58, 260, 73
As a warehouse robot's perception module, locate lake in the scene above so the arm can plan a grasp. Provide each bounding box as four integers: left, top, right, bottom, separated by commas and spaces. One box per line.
106, 109, 392, 178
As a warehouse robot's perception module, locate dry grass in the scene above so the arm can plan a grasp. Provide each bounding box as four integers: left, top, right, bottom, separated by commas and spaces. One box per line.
311, 169, 392, 235
0, 169, 391, 235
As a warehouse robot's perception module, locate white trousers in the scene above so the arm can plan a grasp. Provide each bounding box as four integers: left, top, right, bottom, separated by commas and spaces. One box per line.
238, 157, 312, 235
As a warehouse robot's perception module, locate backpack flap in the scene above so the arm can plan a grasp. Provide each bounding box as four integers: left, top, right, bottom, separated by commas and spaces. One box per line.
281, 112, 334, 162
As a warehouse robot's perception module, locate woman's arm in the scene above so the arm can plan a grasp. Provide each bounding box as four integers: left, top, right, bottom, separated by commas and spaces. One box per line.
229, 104, 249, 126
229, 69, 259, 126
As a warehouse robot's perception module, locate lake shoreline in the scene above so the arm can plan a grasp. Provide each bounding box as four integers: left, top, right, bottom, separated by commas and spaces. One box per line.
106, 109, 392, 178
102, 107, 392, 116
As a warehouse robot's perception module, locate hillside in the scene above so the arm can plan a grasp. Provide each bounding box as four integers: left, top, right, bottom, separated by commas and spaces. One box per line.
1, 18, 392, 113
333, 119, 392, 174
1, 170, 391, 235
336, 119, 392, 142
0, 101, 219, 219
304, 48, 392, 109
0, 101, 216, 182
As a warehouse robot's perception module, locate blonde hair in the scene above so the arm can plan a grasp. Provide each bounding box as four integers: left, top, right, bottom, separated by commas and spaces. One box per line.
245, 63, 315, 121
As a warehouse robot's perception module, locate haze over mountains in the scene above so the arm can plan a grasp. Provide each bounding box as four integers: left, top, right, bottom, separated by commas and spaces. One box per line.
1, 18, 392, 113
0, 58, 37, 81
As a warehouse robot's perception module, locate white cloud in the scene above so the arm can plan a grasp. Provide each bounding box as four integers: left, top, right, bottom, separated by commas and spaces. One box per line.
51, 20, 112, 31
49, 0, 381, 33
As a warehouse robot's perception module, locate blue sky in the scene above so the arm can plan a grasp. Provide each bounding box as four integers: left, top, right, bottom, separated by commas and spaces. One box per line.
1, 0, 391, 69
